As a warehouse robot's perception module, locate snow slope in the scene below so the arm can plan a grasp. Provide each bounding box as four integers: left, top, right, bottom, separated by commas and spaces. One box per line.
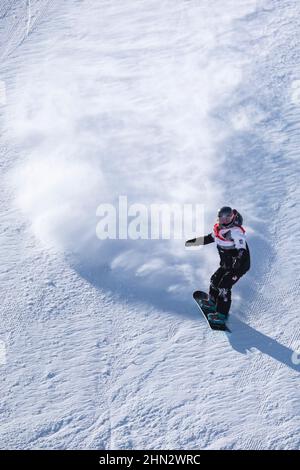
0, 0, 299, 449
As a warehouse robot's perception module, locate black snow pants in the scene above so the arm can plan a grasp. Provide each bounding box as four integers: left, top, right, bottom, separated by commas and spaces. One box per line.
209, 268, 244, 316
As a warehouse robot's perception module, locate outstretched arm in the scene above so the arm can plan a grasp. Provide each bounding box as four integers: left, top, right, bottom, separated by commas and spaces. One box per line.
185, 233, 214, 247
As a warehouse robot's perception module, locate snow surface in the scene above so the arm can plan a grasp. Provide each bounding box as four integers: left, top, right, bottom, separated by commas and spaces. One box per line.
0, 0, 300, 450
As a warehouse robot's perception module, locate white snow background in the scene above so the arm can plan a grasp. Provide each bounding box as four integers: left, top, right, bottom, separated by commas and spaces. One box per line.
0, 0, 299, 449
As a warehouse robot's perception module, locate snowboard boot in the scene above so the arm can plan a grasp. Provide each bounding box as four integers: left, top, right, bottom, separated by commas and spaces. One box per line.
207, 312, 227, 325
201, 298, 217, 312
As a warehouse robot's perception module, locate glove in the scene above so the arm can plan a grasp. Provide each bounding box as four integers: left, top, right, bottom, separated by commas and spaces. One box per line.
232, 257, 241, 272
185, 237, 204, 247
185, 234, 213, 247
185, 238, 196, 247
232, 249, 245, 272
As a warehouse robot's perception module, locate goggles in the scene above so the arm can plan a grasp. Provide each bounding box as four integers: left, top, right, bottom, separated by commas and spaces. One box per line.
218, 212, 234, 226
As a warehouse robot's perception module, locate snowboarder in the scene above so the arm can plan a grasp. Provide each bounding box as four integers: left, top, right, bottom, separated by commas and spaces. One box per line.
185, 207, 250, 325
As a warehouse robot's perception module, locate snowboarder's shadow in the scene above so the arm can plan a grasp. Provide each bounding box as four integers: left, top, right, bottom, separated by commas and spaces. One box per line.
228, 317, 300, 373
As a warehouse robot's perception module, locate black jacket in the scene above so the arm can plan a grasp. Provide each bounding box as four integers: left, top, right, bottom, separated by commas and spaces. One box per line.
203, 233, 250, 274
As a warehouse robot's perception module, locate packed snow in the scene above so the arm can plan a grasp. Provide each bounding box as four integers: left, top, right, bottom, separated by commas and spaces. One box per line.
0, 0, 299, 449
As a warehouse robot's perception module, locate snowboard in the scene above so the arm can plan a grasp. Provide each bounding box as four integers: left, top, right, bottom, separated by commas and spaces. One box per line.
193, 290, 231, 332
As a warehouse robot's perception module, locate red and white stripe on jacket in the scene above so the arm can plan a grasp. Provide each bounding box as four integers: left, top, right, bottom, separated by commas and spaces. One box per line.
212, 223, 246, 250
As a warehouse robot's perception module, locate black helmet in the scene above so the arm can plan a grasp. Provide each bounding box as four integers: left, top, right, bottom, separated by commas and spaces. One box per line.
217, 206, 235, 227
217, 207, 243, 227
